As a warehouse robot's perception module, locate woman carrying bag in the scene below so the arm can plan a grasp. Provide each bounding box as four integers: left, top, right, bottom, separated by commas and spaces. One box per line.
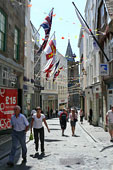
31, 106, 50, 154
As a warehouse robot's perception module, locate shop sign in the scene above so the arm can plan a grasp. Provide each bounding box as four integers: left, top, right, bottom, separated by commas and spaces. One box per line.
0, 89, 18, 130
99, 63, 109, 76
2, 70, 17, 82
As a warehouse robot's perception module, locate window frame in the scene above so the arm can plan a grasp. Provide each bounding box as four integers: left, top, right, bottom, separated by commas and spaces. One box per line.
14, 27, 20, 60
0, 9, 6, 51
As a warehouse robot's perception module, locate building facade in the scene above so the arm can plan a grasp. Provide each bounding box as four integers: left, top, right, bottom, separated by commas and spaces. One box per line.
0, 0, 25, 130
23, 0, 35, 117
65, 39, 80, 108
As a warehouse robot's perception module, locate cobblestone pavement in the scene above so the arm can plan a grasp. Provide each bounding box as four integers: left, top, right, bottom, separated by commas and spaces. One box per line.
0, 118, 113, 170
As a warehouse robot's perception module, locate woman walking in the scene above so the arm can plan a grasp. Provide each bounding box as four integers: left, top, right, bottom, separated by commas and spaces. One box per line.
79, 109, 84, 124
69, 107, 78, 136
31, 106, 50, 154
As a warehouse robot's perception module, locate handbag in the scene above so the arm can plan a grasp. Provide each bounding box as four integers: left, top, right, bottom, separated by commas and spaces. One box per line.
29, 133, 33, 140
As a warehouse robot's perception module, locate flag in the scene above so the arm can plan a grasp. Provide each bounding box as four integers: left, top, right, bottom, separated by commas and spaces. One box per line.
53, 66, 63, 82
72, 2, 109, 62
43, 33, 56, 80
37, 8, 54, 54
44, 33, 56, 60
42, 58, 53, 73
75, 8, 90, 34
50, 59, 60, 77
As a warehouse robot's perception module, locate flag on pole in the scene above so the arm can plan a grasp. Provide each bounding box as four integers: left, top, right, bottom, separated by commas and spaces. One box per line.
44, 33, 56, 60
72, 2, 109, 62
50, 60, 60, 77
53, 66, 63, 82
37, 8, 54, 54
43, 33, 56, 80
75, 7, 90, 34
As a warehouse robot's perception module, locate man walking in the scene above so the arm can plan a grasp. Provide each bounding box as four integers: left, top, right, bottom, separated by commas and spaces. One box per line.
7, 105, 29, 167
59, 108, 68, 136
106, 105, 113, 142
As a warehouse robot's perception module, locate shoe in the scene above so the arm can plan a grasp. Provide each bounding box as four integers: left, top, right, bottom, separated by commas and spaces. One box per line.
41, 151, 45, 155
7, 162, 14, 167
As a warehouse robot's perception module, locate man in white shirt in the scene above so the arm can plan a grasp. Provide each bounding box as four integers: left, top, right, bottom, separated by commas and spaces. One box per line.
7, 105, 29, 167
106, 105, 113, 142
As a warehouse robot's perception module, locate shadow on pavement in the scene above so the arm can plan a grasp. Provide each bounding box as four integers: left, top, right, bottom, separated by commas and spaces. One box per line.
48, 124, 59, 126
62, 135, 69, 137
45, 139, 63, 142
100, 144, 113, 152
5, 163, 32, 170
72, 135, 80, 137
49, 128, 60, 130
30, 153, 51, 160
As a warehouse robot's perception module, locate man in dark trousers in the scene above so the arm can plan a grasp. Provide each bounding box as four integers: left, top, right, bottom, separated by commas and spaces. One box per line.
7, 105, 29, 167
59, 108, 68, 136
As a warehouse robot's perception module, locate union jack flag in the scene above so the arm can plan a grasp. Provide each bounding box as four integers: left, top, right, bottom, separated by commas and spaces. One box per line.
37, 8, 54, 54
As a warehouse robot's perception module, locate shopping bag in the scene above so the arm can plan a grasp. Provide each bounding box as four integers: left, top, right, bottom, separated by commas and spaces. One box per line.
29, 133, 33, 140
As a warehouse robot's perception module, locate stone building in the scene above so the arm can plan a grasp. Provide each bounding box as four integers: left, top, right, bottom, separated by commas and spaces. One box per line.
0, 0, 25, 130
65, 39, 80, 108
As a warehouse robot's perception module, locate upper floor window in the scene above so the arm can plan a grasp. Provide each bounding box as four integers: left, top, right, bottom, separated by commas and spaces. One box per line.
0, 10, 6, 51
100, 4, 105, 27
14, 28, 19, 60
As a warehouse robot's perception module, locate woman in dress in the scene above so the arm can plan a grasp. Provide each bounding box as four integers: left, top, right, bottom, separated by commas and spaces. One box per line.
31, 106, 50, 154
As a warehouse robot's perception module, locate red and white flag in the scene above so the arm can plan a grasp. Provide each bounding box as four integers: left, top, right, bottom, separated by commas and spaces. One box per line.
43, 33, 56, 80
44, 33, 56, 60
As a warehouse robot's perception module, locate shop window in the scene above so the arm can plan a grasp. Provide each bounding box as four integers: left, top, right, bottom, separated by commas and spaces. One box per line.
0, 10, 6, 51
14, 28, 19, 60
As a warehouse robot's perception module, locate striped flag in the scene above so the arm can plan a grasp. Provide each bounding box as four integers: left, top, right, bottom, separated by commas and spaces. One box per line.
53, 66, 63, 82
50, 60, 60, 77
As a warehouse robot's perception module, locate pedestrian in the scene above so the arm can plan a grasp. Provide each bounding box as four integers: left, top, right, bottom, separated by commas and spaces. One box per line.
106, 105, 113, 142
59, 108, 68, 136
89, 108, 93, 125
79, 109, 84, 124
69, 107, 78, 136
7, 105, 29, 167
31, 106, 50, 154
31, 109, 36, 116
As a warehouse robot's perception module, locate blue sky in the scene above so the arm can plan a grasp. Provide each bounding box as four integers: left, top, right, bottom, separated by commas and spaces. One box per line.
31, 0, 87, 60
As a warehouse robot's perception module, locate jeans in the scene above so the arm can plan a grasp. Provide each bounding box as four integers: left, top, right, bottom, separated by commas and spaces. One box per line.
33, 127, 44, 152
9, 130, 27, 163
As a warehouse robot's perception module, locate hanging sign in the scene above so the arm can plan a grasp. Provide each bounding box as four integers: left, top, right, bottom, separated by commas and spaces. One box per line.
0, 89, 18, 130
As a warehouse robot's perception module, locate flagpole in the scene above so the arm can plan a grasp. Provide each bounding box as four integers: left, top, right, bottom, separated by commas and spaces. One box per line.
33, 26, 41, 37
72, 2, 109, 62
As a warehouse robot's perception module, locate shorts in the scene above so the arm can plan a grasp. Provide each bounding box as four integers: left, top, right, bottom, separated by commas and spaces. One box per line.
70, 121, 76, 127
109, 123, 113, 131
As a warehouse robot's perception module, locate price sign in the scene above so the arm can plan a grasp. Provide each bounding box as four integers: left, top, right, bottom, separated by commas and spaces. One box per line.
0, 89, 18, 130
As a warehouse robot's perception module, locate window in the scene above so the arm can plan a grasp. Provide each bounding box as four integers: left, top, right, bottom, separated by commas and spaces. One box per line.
100, 4, 105, 27
14, 28, 19, 60
0, 10, 6, 51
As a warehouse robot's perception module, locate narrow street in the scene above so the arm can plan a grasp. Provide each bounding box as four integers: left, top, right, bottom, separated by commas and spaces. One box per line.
0, 118, 113, 170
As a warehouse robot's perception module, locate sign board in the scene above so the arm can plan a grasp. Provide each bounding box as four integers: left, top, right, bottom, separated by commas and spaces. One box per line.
99, 63, 109, 76
0, 89, 18, 130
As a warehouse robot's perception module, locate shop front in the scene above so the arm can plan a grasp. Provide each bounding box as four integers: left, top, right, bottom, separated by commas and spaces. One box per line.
0, 57, 24, 131
42, 94, 58, 118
